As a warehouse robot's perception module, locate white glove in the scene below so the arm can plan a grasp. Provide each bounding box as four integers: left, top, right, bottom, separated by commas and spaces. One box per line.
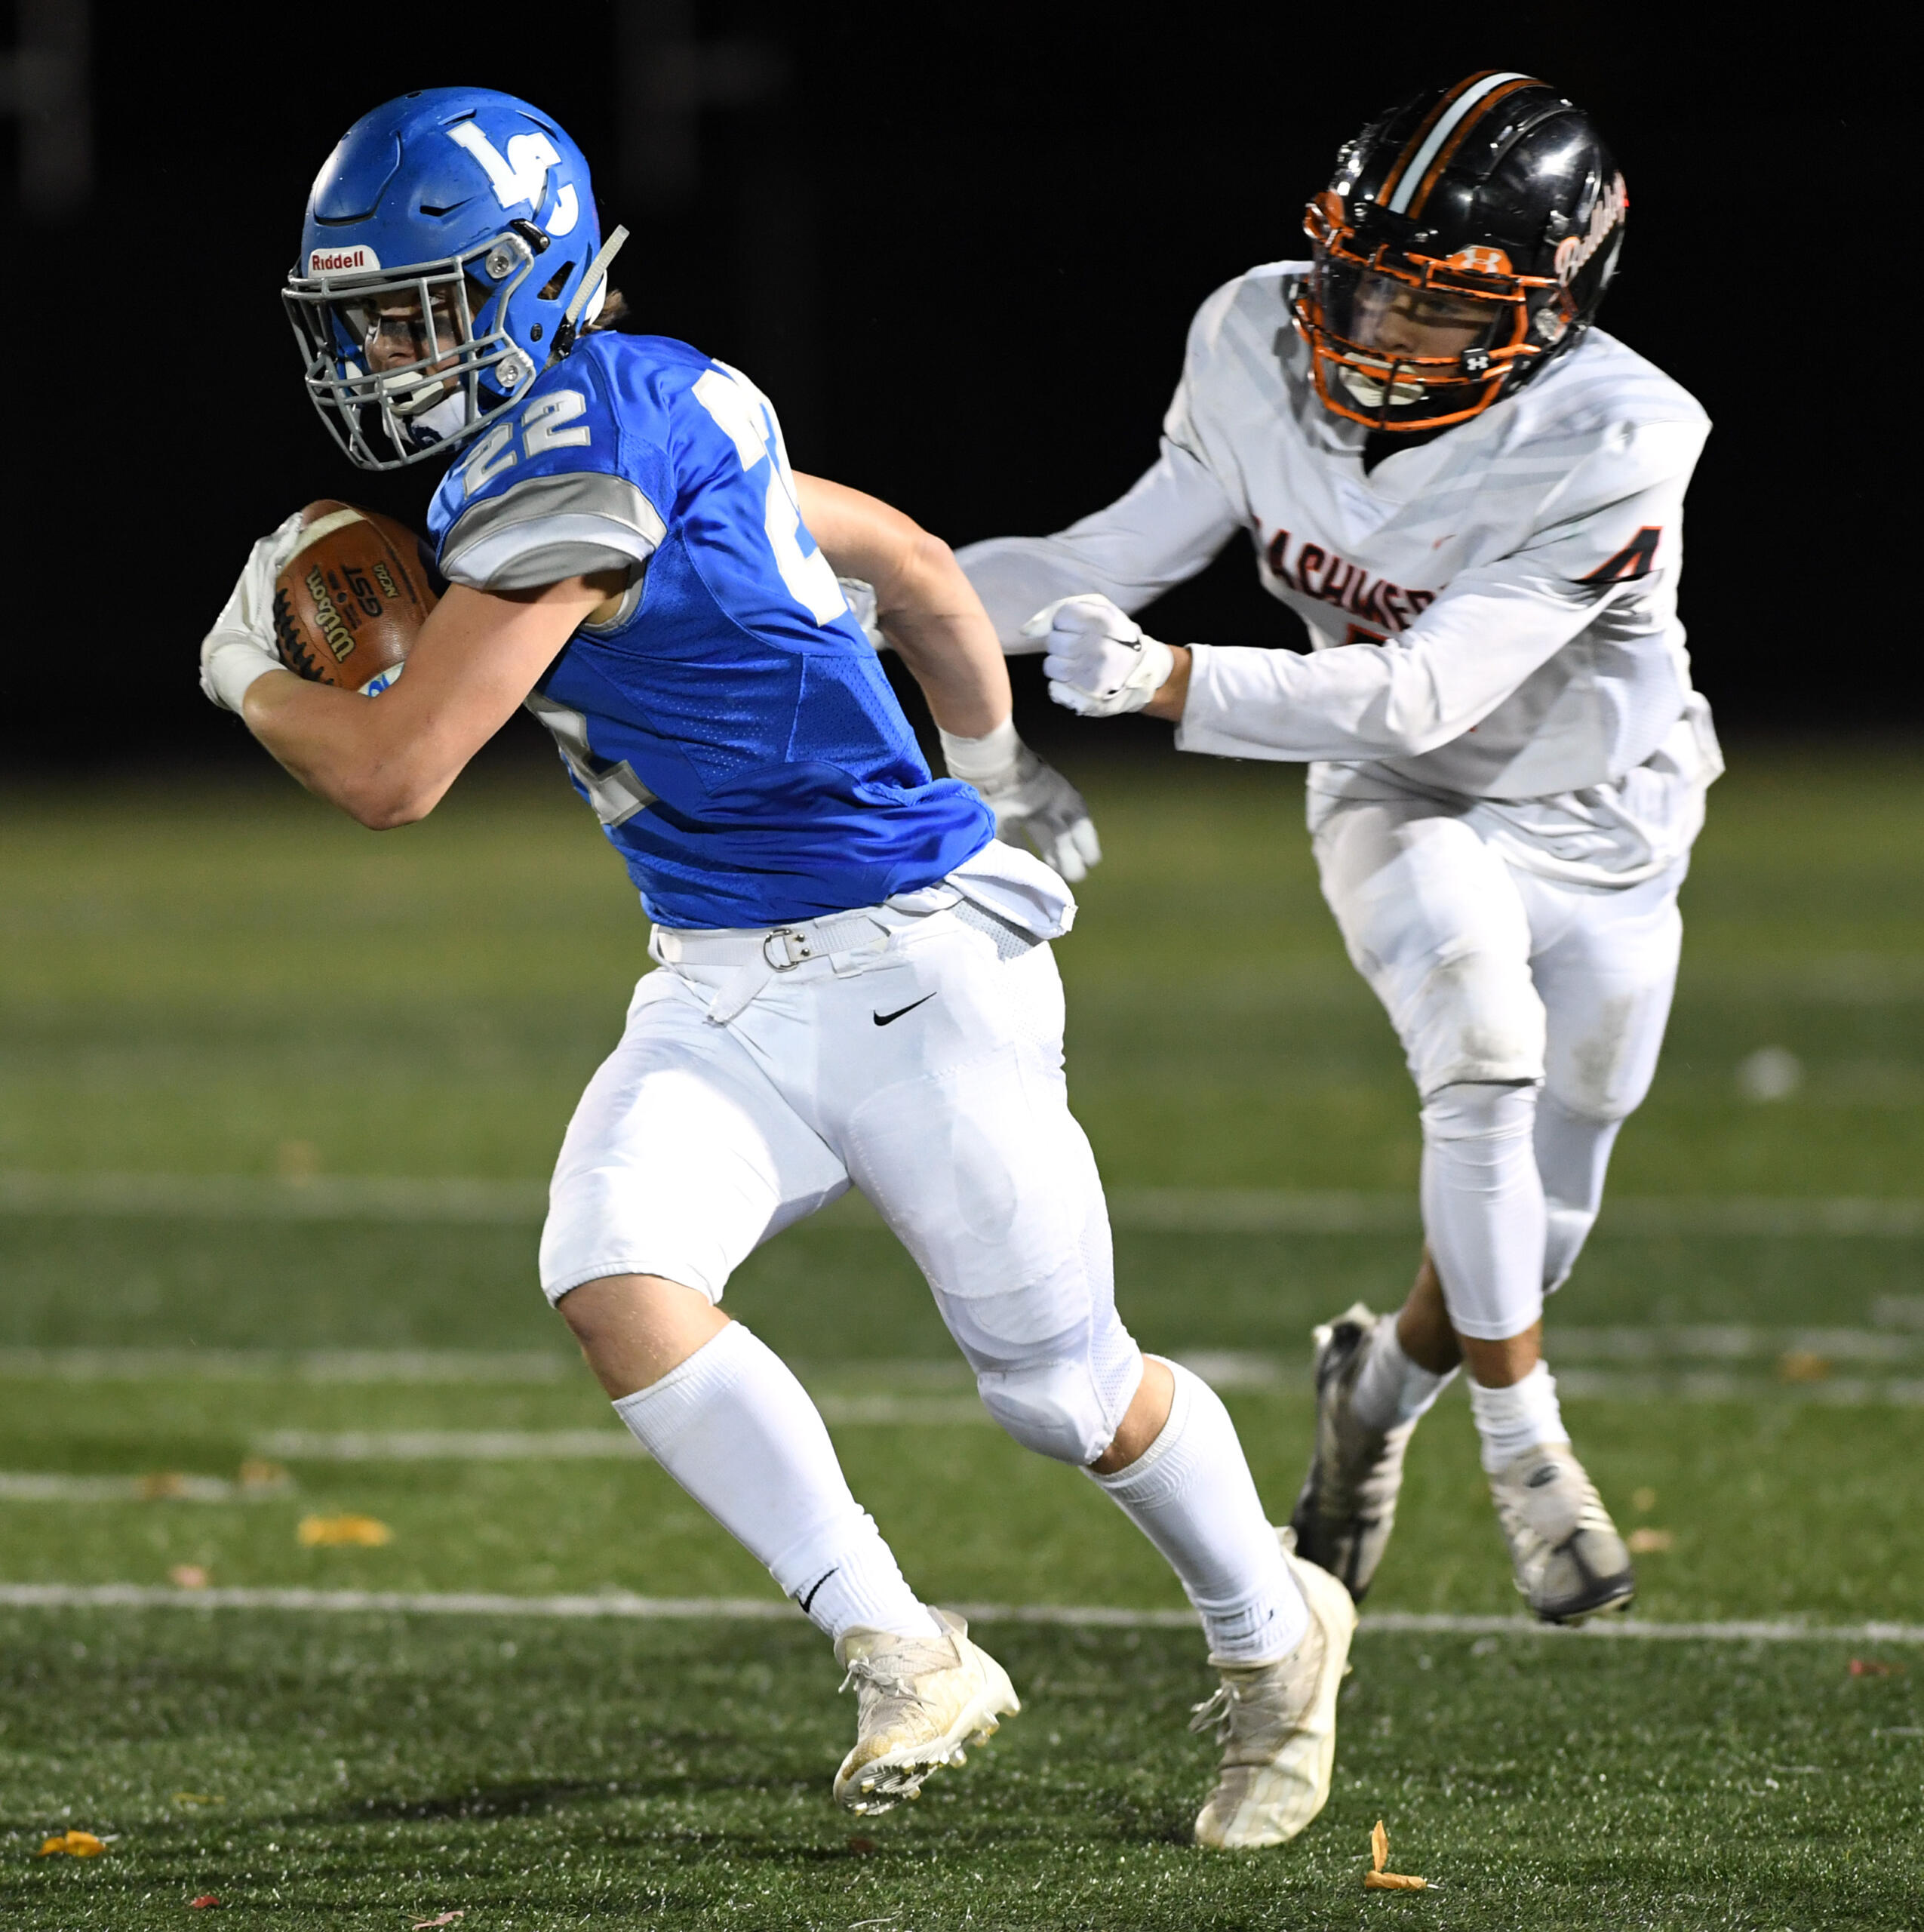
199, 512, 305, 712
1023, 593, 1175, 718
939, 718, 1102, 883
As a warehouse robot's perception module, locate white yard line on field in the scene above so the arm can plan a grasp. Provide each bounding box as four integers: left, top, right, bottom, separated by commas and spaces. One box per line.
4, 1171, 1922, 1238
0, 1349, 578, 1383
254, 1429, 644, 1460
251, 1403, 994, 1460
0, 1472, 291, 1503
0, 1583, 1920, 1644
3, 1346, 1924, 1403
0, 1171, 549, 1223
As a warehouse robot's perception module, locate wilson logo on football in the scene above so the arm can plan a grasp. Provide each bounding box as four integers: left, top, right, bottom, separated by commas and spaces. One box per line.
308, 245, 381, 275
1553, 174, 1627, 285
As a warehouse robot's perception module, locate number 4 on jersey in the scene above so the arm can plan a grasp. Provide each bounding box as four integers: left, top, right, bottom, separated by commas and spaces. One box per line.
692, 365, 848, 626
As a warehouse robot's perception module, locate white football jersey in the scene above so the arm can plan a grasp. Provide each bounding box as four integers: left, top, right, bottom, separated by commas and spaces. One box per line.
959, 263, 1722, 884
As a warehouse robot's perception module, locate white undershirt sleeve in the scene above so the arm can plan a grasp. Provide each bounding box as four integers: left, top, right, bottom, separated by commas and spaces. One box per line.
957, 436, 1245, 651
1176, 429, 1701, 765
1178, 565, 1621, 763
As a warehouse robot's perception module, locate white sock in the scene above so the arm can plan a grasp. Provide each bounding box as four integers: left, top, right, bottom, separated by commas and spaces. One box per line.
1351, 1318, 1456, 1432
1089, 1360, 1308, 1665
1468, 1360, 1569, 1474
612, 1321, 939, 1641
1420, 1081, 1547, 1340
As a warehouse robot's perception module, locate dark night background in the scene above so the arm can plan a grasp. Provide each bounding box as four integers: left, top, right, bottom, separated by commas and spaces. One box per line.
0, 3, 1908, 768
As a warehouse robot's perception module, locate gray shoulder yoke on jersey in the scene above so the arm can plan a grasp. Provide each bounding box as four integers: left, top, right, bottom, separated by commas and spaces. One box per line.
441, 471, 668, 592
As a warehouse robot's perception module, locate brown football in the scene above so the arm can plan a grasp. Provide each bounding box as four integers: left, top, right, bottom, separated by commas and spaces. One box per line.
271, 501, 438, 694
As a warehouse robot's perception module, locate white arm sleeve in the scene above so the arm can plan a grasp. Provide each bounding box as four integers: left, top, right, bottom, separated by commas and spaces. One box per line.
1176, 420, 1705, 764
1179, 571, 1615, 763
957, 442, 1243, 652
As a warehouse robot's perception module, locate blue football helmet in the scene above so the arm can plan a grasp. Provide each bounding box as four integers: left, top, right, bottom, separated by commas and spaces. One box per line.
284, 88, 628, 470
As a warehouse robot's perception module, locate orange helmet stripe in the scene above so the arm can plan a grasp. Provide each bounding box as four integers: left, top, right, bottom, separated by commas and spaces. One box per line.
1384, 72, 1532, 218
1406, 75, 1542, 220
1376, 71, 1497, 212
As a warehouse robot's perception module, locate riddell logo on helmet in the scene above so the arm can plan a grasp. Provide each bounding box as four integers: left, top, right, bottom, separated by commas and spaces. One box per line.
309, 245, 381, 275
1553, 174, 1627, 285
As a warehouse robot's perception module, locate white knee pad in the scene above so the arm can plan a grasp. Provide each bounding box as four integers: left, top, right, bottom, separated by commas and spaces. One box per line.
972, 1305, 1145, 1466
1403, 949, 1547, 1097
1314, 799, 1545, 1097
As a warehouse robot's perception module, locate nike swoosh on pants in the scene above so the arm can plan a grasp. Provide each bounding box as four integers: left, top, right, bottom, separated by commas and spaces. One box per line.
873, 995, 936, 1027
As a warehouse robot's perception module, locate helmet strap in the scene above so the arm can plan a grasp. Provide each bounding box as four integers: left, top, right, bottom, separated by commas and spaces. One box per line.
547, 225, 629, 368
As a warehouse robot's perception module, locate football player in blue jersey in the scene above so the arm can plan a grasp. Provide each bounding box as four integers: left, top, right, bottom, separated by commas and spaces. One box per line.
198, 88, 1354, 1843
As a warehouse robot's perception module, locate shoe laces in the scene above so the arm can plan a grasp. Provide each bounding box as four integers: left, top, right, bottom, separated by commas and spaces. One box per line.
1188, 1671, 1300, 1758
838, 1631, 960, 1716
1188, 1681, 1243, 1744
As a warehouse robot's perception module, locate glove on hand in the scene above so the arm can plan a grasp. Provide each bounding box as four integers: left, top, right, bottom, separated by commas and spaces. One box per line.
1023, 593, 1175, 718
199, 512, 305, 712
939, 718, 1102, 883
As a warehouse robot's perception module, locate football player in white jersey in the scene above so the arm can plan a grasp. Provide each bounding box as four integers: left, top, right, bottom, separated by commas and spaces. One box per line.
959, 72, 1720, 1625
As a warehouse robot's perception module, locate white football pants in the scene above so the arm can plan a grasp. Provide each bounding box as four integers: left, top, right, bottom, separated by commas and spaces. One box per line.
1314, 795, 1687, 1341
541, 890, 1142, 1464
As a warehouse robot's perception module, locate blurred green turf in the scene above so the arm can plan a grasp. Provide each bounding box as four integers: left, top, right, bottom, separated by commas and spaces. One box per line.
0, 746, 1920, 1925
4, 746, 1921, 1193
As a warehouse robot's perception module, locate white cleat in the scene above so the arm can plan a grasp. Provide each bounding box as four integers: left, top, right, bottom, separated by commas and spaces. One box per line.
1489, 1441, 1635, 1625
831, 1609, 1019, 1814
1191, 1543, 1357, 1850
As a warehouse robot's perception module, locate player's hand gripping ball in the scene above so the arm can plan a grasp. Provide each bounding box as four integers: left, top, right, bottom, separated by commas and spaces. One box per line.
270, 501, 438, 694
198, 503, 438, 713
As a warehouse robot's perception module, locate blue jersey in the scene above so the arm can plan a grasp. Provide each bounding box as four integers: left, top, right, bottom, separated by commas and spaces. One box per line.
426, 334, 993, 928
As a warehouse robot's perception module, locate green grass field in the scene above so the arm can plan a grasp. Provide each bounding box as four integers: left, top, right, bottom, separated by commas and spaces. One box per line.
2, 743, 1921, 1928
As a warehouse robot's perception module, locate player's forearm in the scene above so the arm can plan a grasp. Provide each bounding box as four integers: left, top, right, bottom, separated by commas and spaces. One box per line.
877, 531, 1012, 739
241, 672, 465, 828
797, 473, 1010, 737
239, 581, 601, 829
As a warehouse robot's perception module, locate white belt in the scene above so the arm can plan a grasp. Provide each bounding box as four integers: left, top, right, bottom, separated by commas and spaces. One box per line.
649, 888, 1040, 1025
650, 908, 902, 974
649, 903, 928, 1023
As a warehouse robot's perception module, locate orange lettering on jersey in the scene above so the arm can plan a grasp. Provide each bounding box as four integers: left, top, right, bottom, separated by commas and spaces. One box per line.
1582, 526, 1661, 583
1262, 529, 1434, 634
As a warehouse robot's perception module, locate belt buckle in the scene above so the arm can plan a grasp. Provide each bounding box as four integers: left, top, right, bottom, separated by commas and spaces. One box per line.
761, 926, 816, 971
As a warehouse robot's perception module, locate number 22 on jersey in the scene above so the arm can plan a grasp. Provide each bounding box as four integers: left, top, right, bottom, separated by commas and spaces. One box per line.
459, 389, 592, 497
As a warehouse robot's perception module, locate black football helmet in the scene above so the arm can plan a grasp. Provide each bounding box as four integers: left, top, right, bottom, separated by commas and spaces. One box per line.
1294, 72, 1628, 432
